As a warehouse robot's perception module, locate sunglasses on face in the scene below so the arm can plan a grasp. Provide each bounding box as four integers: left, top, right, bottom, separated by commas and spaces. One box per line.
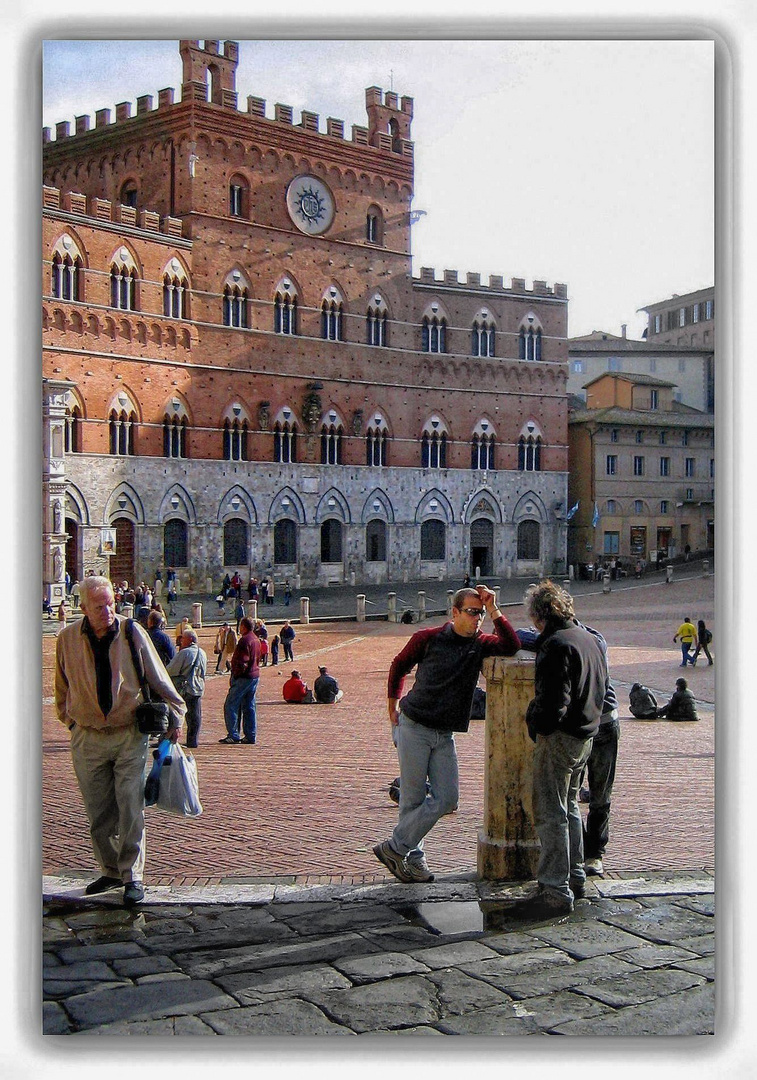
460, 607, 485, 618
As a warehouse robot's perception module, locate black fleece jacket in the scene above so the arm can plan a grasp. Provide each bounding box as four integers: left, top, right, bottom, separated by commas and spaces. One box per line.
526, 617, 607, 741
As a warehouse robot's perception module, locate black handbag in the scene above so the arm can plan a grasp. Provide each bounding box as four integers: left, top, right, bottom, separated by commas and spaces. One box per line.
125, 619, 171, 734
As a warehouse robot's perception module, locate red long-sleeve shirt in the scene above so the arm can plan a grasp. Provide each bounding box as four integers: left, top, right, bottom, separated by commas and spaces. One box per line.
230, 630, 261, 680
388, 616, 520, 732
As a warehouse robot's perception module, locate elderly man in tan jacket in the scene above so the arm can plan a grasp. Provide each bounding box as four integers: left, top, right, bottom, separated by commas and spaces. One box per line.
55, 575, 186, 905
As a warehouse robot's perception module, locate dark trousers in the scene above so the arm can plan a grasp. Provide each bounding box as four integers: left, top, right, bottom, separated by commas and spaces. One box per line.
583, 718, 619, 859
184, 694, 202, 748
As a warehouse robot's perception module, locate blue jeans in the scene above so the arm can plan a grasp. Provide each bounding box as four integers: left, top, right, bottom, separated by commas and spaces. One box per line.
391, 713, 459, 862
583, 716, 619, 860
681, 642, 695, 665
532, 730, 593, 902
224, 675, 259, 741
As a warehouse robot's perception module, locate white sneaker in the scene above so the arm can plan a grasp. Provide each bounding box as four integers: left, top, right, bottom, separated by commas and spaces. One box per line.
404, 856, 435, 883
585, 857, 604, 877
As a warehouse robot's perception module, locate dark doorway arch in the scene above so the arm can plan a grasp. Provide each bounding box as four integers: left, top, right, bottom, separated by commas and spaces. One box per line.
110, 517, 135, 584
470, 518, 493, 576
64, 519, 81, 583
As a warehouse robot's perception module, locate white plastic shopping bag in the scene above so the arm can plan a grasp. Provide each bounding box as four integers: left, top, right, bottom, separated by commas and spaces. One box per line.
155, 743, 203, 817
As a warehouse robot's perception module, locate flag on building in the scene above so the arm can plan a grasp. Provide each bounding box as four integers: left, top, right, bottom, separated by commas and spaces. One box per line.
566, 501, 579, 521
592, 502, 600, 527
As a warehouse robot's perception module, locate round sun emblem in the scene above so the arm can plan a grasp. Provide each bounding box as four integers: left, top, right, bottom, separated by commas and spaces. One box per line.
286, 174, 335, 236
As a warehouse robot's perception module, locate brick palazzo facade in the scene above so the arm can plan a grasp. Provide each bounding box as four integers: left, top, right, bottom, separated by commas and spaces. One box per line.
43, 39, 570, 598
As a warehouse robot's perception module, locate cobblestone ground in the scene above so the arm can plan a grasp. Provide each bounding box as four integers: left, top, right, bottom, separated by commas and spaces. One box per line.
42, 573, 714, 885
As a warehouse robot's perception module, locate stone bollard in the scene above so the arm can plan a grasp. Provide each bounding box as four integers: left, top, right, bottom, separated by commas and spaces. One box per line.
387, 592, 397, 623
356, 594, 366, 623
477, 656, 540, 881
475, 565, 481, 581
191, 602, 203, 628
295, 574, 301, 590
205, 578, 213, 595
563, 579, 571, 593
569, 564, 575, 580
602, 572, 611, 593
447, 590, 454, 615
246, 600, 258, 622
300, 596, 310, 624
702, 559, 710, 575
350, 570, 356, 587
506, 566, 512, 580
417, 591, 426, 621
666, 565, 673, 584
438, 565, 445, 581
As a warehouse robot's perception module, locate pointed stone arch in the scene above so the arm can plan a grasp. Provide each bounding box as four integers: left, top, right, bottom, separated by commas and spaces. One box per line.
158, 484, 197, 525
361, 488, 395, 524
217, 485, 258, 525
104, 482, 145, 525
316, 488, 351, 524
415, 488, 454, 525
270, 486, 306, 525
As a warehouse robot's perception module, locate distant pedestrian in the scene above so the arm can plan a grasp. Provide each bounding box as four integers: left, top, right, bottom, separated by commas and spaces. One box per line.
234, 597, 245, 633
692, 620, 714, 666
270, 634, 280, 666
657, 677, 699, 721
219, 616, 261, 745
267, 578, 275, 605
174, 617, 191, 648
166, 629, 207, 748
147, 610, 175, 667
57, 600, 67, 634
673, 617, 698, 667
284, 580, 292, 606
213, 622, 236, 673
260, 578, 269, 605
280, 620, 296, 662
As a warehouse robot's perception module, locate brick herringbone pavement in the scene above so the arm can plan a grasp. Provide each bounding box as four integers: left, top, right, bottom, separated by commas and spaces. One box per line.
42, 575, 714, 885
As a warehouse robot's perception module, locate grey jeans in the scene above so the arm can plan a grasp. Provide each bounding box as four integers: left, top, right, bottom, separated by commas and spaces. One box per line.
391, 713, 459, 862
532, 730, 593, 902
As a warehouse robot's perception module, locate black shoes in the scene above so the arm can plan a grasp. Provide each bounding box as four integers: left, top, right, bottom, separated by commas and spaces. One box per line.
84, 875, 121, 895
218, 735, 240, 744
123, 881, 145, 906
240, 737, 256, 744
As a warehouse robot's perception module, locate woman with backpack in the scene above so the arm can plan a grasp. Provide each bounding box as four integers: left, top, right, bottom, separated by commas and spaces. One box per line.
692, 620, 714, 666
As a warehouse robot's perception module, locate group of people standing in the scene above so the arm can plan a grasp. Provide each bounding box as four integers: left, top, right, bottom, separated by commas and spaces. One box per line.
218, 573, 293, 611
374, 581, 619, 917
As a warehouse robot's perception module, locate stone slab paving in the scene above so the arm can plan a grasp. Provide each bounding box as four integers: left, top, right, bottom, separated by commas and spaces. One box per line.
42, 872, 715, 1036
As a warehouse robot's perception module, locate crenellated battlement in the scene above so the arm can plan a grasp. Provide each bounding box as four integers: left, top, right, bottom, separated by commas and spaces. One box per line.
42, 185, 186, 240
42, 39, 414, 162
414, 267, 568, 300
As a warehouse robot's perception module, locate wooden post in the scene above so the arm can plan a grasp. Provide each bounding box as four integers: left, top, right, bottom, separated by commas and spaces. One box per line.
477, 656, 540, 880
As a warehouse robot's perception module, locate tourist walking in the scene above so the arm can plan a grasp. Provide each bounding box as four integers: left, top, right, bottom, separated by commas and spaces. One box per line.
692, 620, 714, 666
674, 617, 698, 667
280, 620, 296, 662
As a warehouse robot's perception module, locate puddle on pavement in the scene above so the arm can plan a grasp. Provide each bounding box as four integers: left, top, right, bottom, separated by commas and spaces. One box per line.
396, 900, 572, 935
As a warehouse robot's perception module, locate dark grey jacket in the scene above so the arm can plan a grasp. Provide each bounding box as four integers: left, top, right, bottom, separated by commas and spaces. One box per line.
526, 617, 608, 741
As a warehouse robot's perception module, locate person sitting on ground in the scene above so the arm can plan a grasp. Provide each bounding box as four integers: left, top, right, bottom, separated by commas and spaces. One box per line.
282, 669, 313, 703
313, 665, 343, 703
657, 677, 699, 721
629, 682, 658, 719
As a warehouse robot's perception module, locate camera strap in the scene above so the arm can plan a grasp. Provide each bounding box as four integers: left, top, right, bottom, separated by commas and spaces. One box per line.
124, 618, 154, 703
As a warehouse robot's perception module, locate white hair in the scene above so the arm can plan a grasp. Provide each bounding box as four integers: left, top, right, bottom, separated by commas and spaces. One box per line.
78, 575, 114, 606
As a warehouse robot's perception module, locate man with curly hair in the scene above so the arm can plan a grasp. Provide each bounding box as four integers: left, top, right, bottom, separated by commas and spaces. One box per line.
521, 580, 608, 916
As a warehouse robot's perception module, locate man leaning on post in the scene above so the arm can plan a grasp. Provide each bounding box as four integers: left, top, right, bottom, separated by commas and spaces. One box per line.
54, 575, 186, 906
373, 585, 520, 884
519, 580, 607, 918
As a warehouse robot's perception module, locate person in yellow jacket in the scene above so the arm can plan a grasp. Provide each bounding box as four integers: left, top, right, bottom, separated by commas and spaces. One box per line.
673, 617, 698, 667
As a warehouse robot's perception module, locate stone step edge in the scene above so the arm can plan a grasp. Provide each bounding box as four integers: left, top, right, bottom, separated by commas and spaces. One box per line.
44, 871, 714, 908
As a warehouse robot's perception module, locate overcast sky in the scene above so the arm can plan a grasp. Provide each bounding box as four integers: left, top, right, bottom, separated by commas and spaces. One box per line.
42, 37, 714, 340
